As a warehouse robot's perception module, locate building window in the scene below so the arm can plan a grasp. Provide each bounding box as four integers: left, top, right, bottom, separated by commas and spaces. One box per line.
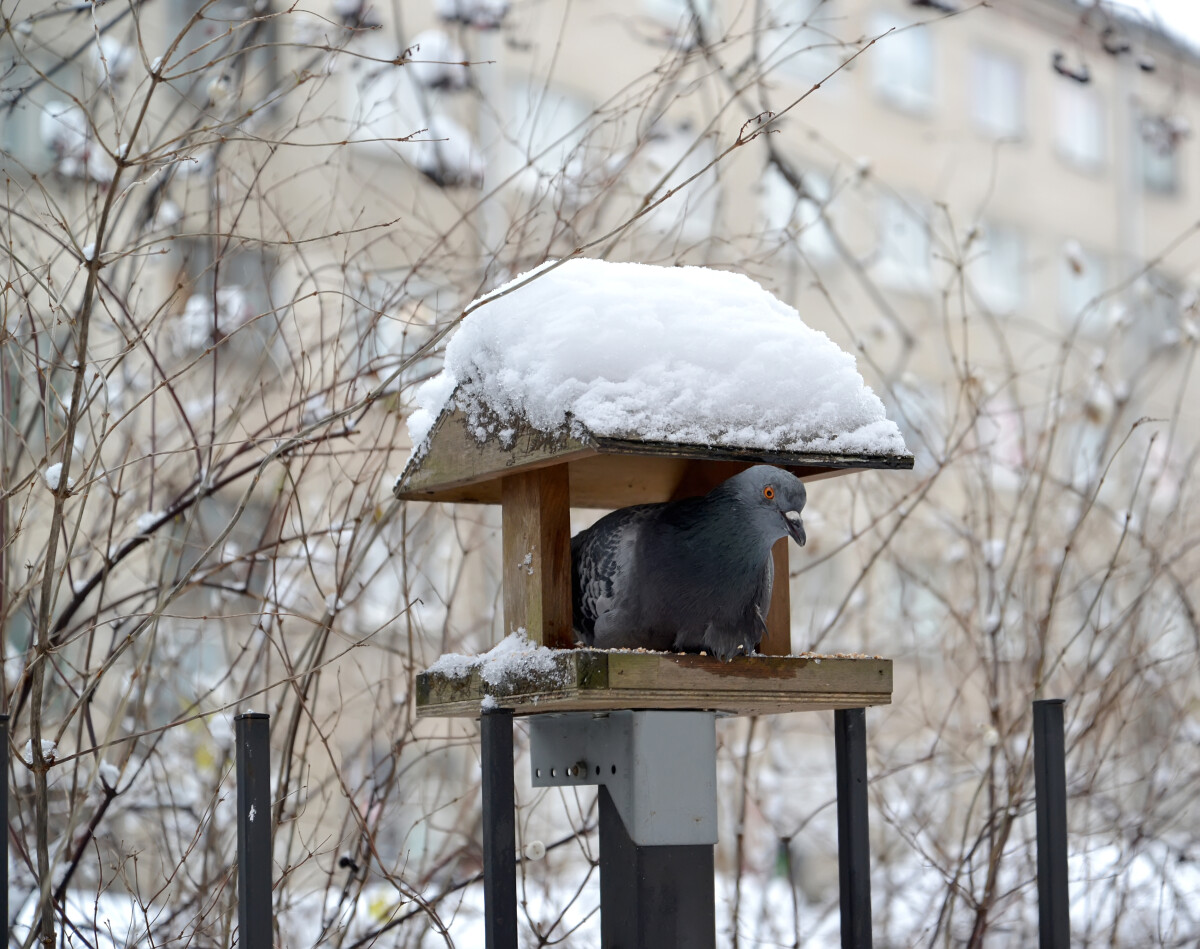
166, 1, 280, 104
1131, 270, 1184, 351
972, 222, 1024, 314
890, 377, 944, 476
759, 164, 836, 262
1060, 240, 1108, 335
971, 48, 1023, 139
890, 568, 944, 653
349, 272, 444, 391
1137, 114, 1185, 195
870, 14, 934, 115
343, 36, 482, 186
761, 0, 843, 90
1070, 385, 1113, 491
499, 80, 591, 195
171, 238, 275, 355
1, 46, 67, 174
875, 193, 931, 291
976, 392, 1025, 476
631, 121, 719, 243
1055, 81, 1106, 171
344, 37, 422, 158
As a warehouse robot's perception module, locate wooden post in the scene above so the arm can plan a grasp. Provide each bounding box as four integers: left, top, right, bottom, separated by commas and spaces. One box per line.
761, 539, 791, 655
501, 465, 574, 649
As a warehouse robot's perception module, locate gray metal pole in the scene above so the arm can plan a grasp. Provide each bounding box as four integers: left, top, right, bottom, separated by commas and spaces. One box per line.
480, 707, 517, 949
1033, 699, 1070, 949
235, 712, 272, 949
835, 707, 872, 949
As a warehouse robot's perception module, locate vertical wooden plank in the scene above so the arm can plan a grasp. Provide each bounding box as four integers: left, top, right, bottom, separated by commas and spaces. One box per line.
761, 539, 791, 655
502, 465, 573, 649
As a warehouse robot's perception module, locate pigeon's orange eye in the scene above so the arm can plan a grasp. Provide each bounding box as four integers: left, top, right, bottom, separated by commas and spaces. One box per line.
763, 486, 775, 500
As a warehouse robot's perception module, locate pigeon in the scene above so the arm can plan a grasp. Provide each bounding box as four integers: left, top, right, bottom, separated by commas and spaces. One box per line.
571, 465, 807, 661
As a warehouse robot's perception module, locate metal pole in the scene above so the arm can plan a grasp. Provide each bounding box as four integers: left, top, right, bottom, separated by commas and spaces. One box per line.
235, 712, 272, 949
599, 785, 715, 949
481, 708, 517, 949
835, 707, 873, 949
1, 712, 8, 945
1033, 699, 1070, 949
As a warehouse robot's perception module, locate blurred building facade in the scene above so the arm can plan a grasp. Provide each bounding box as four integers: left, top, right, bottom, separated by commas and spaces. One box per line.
3, 0, 1200, 938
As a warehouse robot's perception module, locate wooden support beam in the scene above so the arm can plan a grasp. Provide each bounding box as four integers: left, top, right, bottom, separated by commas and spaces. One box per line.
762, 539, 791, 656
502, 465, 574, 649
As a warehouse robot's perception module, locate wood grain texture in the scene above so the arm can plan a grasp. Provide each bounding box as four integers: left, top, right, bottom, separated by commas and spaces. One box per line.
416, 650, 891, 718
762, 539, 791, 656
396, 409, 594, 502
393, 406, 914, 506
501, 466, 574, 649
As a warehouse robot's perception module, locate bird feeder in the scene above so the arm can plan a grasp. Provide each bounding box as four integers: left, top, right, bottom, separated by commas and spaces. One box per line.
397, 411, 910, 711
392, 259, 914, 949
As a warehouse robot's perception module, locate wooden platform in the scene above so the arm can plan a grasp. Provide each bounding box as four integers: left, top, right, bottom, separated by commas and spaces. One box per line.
416, 649, 892, 718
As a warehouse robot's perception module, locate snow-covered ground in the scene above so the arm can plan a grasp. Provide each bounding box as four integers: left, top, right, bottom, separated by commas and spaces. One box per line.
14, 832, 1196, 947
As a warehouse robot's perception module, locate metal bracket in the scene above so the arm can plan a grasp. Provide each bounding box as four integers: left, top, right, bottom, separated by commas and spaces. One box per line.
529, 710, 717, 846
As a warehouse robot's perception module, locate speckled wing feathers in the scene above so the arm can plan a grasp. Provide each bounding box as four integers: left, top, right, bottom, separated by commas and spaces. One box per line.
571, 505, 655, 643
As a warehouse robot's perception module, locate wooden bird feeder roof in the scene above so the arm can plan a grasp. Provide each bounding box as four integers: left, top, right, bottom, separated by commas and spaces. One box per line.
393, 405, 914, 508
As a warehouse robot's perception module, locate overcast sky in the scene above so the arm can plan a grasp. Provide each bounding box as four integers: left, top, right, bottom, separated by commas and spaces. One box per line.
1118, 0, 1200, 49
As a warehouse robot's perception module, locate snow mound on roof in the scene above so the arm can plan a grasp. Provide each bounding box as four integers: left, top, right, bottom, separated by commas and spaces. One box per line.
406, 259, 908, 458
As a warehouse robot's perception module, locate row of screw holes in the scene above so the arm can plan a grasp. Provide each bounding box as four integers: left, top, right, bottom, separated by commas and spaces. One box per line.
534, 765, 617, 778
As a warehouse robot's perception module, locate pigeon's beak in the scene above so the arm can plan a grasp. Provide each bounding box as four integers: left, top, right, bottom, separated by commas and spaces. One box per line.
784, 510, 806, 547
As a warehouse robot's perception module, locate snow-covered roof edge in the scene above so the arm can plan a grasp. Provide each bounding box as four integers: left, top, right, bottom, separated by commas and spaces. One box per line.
394, 259, 913, 493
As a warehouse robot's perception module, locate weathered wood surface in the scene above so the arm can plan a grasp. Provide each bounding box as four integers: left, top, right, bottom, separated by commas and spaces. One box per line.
397, 409, 594, 502
416, 650, 892, 718
502, 466, 574, 649
763, 539, 791, 656
394, 409, 914, 506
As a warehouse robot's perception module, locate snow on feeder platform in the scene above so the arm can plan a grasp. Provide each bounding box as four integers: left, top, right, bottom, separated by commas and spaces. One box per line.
393, 259, 912, 719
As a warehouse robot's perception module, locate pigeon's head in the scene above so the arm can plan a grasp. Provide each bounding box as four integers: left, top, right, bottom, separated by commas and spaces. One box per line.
728, 465, 807, 548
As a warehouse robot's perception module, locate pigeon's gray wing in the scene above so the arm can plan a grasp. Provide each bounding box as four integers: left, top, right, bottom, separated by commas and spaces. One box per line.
702, 548, 774, 660
571, 505, 657, 645
754, 552, 773, 639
